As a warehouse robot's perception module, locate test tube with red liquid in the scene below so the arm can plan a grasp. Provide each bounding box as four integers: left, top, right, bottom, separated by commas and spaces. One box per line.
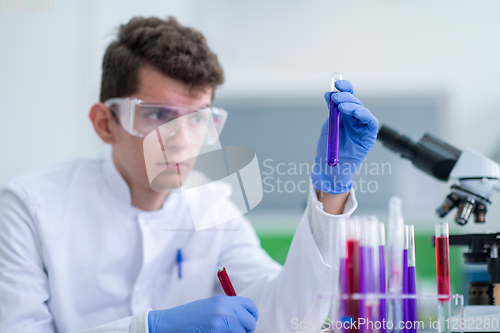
435, 223, 451, 333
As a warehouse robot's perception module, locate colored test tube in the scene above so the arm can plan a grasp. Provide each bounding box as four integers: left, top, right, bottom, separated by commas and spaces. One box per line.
338, 218, 348, 327
403, 226, 409, 333
378, 223, 388, 333
408, 225, 417, 333
388, 197, 404, 330
361, 216, 380, 333
435, 223, 451, 333
217, 266, 236, 296
435, 224, 450, 297
359, 219, 368, 331
346, 217, 361, 333
327, 72, 342, 167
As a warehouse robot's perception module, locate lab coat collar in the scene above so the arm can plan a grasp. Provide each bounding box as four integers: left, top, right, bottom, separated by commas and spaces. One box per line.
98, 145, 230, 221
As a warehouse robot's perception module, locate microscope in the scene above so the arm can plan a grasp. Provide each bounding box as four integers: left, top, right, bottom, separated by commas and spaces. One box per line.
377, 125, 500, 308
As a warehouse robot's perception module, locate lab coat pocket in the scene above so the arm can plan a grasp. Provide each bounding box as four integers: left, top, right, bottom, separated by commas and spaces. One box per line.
154, 257, 216, 309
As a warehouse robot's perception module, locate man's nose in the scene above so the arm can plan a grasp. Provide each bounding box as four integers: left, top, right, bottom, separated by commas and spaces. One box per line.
163, 123, 191, 150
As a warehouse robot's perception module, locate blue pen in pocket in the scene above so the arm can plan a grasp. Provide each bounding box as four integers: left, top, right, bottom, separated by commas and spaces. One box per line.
176, 249, 183, 279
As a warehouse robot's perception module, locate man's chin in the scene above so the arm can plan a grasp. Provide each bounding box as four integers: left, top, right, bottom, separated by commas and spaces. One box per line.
149, 169, 190, 193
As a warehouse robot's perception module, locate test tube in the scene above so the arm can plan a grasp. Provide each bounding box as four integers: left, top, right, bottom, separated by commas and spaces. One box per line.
402, 226, 409, 333
378, 223, 388, 333
388, 197, 404, 332
369, 218, 381, 294
407, 225, 417, 333
327, 72, 342, 167
362, 216, 380, 333
359, 218, 368, 330
338, 218, 348, 326
346, 217, 361, 333
435, 223, 451, 333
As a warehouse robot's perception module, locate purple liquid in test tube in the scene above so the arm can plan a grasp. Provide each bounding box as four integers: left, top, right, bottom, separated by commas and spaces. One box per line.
388, 197, 404, 331
340, 258, 347, 310
327, 73, 342, 167
408, 225, 417, 333
379, 223, 387, 333
360, 217, 379, 333
403, 226, 409, 333
359, 243, 365, 331
347, 218, 361, 333
338, 219, 348, 331
363, 246, 375, 333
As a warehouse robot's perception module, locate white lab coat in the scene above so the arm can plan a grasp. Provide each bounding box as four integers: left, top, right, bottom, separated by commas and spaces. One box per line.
0, 146, 357, 333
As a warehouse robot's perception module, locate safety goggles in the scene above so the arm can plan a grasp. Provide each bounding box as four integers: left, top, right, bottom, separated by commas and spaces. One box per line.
103, 97, 228, 144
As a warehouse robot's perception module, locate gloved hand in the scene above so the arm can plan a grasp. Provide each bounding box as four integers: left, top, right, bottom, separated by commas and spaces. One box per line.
311, 80, 378, 194
148, 295, 259, 333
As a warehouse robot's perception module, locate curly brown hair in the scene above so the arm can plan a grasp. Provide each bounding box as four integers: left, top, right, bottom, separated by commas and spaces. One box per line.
100, 16, 224, 102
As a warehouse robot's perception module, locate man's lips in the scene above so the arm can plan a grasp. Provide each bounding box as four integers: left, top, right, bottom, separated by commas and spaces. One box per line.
156, 162, 187, 170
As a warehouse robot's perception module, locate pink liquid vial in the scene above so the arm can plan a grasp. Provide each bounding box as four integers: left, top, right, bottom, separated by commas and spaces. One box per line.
347, 239, 360, 333
435, 224, 450, 299
435, 223, 451, 333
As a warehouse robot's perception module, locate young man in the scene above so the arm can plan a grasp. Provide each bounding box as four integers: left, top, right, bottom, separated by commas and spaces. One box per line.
0, 17, 378, 333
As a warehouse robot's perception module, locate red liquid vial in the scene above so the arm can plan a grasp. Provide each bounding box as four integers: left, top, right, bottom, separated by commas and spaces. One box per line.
435, 224, 450, 300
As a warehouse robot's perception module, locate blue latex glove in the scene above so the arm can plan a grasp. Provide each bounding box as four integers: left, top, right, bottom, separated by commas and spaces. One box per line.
311, 80, 378, 194
148, 295, 259, 333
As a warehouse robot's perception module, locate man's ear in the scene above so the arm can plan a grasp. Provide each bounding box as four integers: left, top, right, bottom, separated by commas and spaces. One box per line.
89, 102, 117, 144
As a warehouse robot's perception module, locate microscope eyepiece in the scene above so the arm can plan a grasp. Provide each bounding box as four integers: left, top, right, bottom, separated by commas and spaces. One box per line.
377, 125, 418, 161
377, 125, 461, 181
378, 124, 497, 226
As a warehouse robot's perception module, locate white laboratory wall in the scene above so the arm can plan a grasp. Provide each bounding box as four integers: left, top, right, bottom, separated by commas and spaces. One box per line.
0, 0, 196, 185
194, 0, 500, 152
1, 0, 500, 227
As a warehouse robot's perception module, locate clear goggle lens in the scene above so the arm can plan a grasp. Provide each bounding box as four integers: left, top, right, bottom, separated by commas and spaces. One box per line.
136, 106, 220, 144
105, 98, 227, 144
